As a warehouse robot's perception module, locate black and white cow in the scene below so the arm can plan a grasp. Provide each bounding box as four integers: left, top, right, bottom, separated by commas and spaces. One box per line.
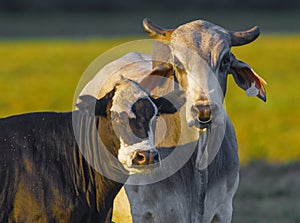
0, 78, 184, 223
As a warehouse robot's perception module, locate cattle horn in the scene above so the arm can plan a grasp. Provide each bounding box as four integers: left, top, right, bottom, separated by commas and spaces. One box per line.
230, 26, 260, 46
143, 18, 174, 42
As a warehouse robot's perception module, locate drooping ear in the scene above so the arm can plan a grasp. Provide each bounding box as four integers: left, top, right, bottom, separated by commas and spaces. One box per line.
151, 90, 186, 114
230, 53, 267, 102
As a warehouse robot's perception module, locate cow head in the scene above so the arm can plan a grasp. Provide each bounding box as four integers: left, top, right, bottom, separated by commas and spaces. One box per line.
77, 78, 185, 174
143, 18, 267, 130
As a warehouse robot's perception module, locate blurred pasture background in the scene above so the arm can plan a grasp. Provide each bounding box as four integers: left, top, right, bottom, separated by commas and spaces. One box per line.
0, 1, 300, 222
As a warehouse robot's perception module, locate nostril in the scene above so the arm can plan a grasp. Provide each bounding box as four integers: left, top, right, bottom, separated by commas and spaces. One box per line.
132, 150, 160, 166
193, 104, 212, 123
134, 151, 147, 165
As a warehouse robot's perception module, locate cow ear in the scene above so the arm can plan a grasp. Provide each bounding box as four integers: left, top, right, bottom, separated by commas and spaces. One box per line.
76, 95, 109, 117
76, 95, 98, 114
230, 53, 267, 102
94, 89, 116, 117
151, 90, 186, 114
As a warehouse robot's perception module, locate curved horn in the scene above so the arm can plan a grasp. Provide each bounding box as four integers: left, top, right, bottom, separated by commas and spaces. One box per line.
143, 18, 174, 42
230, 26, 260, 46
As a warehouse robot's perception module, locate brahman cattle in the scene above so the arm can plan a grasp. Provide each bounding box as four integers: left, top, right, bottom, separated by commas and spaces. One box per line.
116, 19, 267, 223
0, 78, 184, 223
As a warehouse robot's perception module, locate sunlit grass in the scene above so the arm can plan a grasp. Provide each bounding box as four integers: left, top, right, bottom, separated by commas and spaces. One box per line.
228, 35, 300, 163
0, 35, 299, 164
0, 38, 133, 115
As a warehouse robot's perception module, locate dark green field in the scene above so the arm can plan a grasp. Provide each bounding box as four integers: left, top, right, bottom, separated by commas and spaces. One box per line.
0, 9, 300, 39
234, 162, 300, 223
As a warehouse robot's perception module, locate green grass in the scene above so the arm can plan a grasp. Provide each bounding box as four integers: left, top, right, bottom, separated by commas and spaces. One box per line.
0, 35, 299, 164
228, 35, 300, 163
0, 38, 131, 115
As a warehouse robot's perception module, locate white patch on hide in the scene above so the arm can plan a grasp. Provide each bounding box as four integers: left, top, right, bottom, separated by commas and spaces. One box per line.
118, 139, 155, 174
110, 80, 150, 119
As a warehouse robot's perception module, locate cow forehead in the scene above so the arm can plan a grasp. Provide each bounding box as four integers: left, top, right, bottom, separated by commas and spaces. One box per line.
171, 20, 231, 60
173, 20, 229, 40
110, 81, 154, 118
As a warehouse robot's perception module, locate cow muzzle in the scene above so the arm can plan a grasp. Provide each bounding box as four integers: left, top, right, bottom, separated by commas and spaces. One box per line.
132, 149, 160, 166
192, 100, 213, 130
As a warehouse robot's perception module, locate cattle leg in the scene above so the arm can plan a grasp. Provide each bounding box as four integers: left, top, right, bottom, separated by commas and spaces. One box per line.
211, 201, 233, 223
211, 174, 239, 223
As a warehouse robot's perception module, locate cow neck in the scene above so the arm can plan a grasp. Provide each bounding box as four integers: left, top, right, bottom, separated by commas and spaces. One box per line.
72, 111, 128, 214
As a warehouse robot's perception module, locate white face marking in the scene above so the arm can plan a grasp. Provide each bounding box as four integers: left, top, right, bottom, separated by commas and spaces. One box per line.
117, 101, 158, 174
147, 109, 157, 147
110, 80, 149, 119
118, 139, 156, 174
109, 80, 159, 174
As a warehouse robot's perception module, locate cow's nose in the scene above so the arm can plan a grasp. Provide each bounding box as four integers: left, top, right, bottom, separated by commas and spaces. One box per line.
132, 150, 160, 165
193, 101, 213, 128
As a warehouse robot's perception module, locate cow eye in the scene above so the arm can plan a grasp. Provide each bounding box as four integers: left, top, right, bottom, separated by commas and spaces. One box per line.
220, 54, 231, 71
